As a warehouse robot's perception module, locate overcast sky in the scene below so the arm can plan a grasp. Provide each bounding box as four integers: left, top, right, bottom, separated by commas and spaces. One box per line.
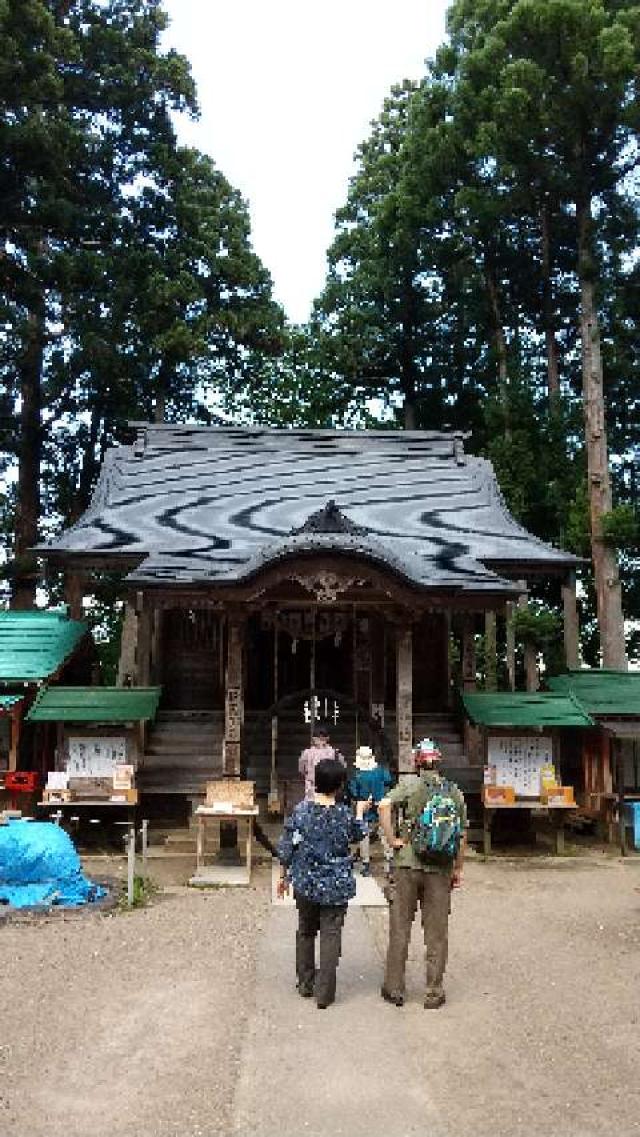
162, 1, 450, 324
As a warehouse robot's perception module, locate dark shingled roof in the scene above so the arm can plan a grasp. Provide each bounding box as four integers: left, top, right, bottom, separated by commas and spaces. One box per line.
39, 425, 577, 592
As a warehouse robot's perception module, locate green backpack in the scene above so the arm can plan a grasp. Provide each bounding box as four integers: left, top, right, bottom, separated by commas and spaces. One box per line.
408, 781, 461, 866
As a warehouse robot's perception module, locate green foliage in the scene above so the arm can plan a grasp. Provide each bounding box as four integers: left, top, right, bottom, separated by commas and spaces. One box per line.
118, 875, 156, 910
512, 604, 563, 651
601, 505, 640, 550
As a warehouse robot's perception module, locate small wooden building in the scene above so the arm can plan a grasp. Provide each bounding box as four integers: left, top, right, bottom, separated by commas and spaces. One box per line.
462, 690, 595, 851
0, 609, 91, 791
548, 671, 640, 846
37, 426, 579, 808
27, 685, 161, 778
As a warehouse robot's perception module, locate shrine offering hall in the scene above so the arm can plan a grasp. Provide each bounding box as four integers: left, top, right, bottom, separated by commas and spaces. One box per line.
39, 426, 579, 806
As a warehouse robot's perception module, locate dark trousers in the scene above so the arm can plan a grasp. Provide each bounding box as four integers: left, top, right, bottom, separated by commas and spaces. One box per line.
295, 896, 347, 1004
383, 868, 451, 997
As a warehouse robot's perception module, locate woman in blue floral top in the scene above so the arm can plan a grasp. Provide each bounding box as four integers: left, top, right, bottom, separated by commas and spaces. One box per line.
277, 758, 367, 1008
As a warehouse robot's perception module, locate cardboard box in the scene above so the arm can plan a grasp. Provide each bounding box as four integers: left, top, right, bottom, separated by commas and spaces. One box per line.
483, 784, 516, 805
205, 779, 254, 809
542, 785, 575, 806
113, 764, 134, 791
110, 788, 138, 804
68, 777, 113, 799
43, 788, 72, 803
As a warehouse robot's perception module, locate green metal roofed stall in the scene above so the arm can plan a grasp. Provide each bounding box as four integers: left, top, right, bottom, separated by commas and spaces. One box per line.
547, 671, 640, 719
27, 687, 162, 723
462, 691, 593, 857
462, 691, 594, 729
0, 609, 88, 684
549, 671, 640, 854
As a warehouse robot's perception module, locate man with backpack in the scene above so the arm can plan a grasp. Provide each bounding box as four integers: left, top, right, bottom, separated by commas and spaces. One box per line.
378, 739, 466, 1009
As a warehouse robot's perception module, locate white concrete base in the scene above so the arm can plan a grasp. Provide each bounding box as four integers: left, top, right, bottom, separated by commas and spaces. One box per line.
189, 865, 251, 887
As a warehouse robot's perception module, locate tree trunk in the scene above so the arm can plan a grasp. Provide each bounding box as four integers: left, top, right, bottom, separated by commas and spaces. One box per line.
76, 404, 102, 518
576, 197, 626, 669
483, 254, 510, 436
540, 199, 560, 401
153, 360, 171, 424
11, 301, 45, 609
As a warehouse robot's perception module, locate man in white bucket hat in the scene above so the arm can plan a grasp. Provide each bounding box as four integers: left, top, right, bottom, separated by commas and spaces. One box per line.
347, 745, 393, 876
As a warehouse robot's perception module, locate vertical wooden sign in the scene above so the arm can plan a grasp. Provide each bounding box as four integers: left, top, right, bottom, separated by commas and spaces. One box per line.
396, 625, 413, 773
224, 619, 244, 776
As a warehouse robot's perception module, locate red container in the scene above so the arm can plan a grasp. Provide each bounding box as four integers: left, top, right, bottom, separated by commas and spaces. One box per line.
5, 771, 40, 794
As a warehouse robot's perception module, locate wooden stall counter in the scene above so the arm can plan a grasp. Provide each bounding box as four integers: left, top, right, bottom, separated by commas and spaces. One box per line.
190, 780, 258, 887
482, 797, 577, 856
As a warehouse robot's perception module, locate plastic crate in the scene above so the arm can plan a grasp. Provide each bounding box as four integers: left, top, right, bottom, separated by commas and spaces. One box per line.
624, 801, 640, 850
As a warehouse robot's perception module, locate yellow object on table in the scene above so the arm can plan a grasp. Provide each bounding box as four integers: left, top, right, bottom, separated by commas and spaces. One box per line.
541, 785, 575, 806
483, 784, 516, 805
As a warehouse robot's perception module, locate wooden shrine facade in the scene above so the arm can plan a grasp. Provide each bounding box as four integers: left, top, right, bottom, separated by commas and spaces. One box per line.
38, 425, 580, 791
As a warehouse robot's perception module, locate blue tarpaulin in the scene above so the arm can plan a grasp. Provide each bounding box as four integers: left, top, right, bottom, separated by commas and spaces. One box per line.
0, 820, 106, 908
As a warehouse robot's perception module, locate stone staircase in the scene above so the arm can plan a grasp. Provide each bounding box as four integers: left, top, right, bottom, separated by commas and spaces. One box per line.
243, 708, 378, 795
138, 710, 224, 795
412, 712, 467, 768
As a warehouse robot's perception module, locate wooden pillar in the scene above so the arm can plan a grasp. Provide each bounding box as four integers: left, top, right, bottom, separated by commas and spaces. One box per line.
562, 570, 580, 671
484, 611, 497, 691
396, 625, 413, 773
443, 611, 453, 709
224, 616, 244, 777
9, 708, 20, 772
117, 602, 138, 686
518, 585, 539, 692
370, 613, 386, 726
462, 614, 477, 692
64, 571, 84, 621
506, 602, 516, 691
135, 596, 152, 687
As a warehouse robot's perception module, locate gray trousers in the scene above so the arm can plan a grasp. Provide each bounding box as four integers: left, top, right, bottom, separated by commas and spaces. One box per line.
383, 868, 451, 997
295, 896, 347, 1004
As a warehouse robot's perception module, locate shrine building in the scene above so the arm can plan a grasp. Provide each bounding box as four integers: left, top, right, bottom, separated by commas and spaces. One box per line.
38, 425, 580, 809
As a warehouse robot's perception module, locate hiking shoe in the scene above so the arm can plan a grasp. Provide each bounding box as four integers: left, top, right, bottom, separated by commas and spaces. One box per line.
316, 998, 334, 1009
297, 982, 314, 998
424, 990, 446, 1009
380, 987, 404, 1007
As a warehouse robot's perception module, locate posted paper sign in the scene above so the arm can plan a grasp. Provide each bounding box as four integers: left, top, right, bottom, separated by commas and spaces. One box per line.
487, 735, 553, 797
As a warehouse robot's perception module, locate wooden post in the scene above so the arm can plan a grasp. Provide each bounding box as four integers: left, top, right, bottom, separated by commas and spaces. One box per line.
117, 602, 138, 685
484, 611, 497, 691
64, 571, 84, 621
462, 614, 477, 692
135, 598, 152, 687
562, 570, 580, 670
9, 707, 20, 772
224, 616, 244, 777
444, 611, 453, 709
518, 586, 539, 692
506, 602, 516, 691
370, 614, 386, 727
396, 625, 413, 773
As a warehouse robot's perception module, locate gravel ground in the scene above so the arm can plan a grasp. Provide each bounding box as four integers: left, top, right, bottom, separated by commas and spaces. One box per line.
1, 853, 639, 1137
365, 854, 640, 1137
0, 869, 268, 1137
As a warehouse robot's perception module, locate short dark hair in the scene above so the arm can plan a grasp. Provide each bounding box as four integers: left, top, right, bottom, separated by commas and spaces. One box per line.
313, 722, 330, 739
314, 758, 345, 795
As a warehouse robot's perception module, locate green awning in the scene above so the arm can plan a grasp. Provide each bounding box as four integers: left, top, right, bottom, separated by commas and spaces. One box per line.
27, 686, 161, 723
548, 670, 640, 718
0, 694, 23, 712
462, 691, 594, 729
0, 608, 88, 683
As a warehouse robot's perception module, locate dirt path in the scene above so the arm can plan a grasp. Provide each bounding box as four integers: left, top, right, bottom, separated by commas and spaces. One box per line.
232, 856, 640, 1137
1, 857, 640, 1137
0, 883, 268, 1137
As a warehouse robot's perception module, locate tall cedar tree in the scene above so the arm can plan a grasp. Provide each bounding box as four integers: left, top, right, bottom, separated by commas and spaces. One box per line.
441, 0, 640, 664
